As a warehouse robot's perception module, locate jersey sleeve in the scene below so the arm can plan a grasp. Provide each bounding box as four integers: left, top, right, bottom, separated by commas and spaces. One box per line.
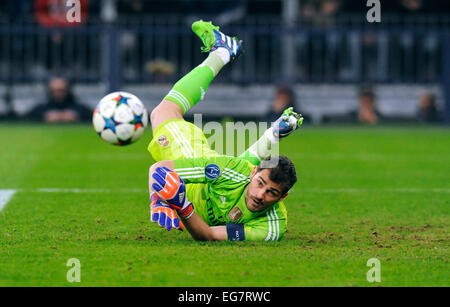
238, 128, 277, 166
173, 155, 254, 184
239, 147, 262, 166
243, 205, 287, 242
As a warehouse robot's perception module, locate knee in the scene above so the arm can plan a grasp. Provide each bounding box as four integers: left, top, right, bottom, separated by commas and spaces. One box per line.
150, 103, 166, 126
150, 100, 183, 127
150, 104, 160, 125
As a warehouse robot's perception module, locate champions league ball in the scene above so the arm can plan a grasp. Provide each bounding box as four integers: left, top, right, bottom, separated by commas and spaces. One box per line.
92, 91, 148, 146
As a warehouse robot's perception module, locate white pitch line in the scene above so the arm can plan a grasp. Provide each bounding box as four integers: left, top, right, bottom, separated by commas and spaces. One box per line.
0, 189, 17, 211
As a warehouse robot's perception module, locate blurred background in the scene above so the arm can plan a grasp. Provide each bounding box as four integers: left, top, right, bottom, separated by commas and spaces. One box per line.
0, 0, 449, 125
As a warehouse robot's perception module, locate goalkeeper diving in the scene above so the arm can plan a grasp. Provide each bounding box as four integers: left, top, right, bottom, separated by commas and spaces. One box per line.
147, 20, 303, 241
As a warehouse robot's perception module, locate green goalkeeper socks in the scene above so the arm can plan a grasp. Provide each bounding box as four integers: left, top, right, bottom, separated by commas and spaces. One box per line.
164, 51, 228, 114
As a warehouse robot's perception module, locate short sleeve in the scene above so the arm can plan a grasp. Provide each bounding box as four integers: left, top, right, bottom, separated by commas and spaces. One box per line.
244, 206, 287, 242
173, 155, 254, 184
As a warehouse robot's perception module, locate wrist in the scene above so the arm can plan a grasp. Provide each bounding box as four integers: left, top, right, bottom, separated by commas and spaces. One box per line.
178, 200, 194, 220
264, 127, 279, 145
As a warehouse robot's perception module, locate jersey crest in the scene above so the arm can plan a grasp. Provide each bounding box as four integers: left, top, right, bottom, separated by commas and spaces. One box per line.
228, 206, 243, 222
157, 135, 170, 148
205, 163, 221, 180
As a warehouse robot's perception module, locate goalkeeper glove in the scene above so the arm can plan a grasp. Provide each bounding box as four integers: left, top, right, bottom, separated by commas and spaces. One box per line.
151, 167, 195, 219
150, 193, 184, 231
267, 107, 303, 143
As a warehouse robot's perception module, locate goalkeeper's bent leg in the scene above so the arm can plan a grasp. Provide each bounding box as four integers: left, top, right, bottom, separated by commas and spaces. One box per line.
150, 52, 229, 131
151, 20, 243, 131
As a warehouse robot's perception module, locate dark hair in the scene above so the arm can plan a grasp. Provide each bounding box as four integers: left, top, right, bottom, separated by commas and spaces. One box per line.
423, 93, 436, 108
46, 76, 77, 107
256, 155, 297, 194
358, 85, 375, 100
276, 86, 296, 109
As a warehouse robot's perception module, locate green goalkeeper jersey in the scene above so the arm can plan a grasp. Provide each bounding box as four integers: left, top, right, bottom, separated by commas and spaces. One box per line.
173, 155, 287, 241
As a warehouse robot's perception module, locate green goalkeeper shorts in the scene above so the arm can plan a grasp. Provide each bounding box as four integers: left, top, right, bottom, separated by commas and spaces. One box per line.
148, 118, 219, 162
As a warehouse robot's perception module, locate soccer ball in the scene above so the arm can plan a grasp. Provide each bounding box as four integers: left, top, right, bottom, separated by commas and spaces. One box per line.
92, 91, 149, 146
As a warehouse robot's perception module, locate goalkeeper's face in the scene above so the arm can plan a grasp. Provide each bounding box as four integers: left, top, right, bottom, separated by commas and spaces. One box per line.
245, 168, 288, 212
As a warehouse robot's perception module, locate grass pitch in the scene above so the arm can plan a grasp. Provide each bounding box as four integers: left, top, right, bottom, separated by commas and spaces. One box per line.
0, 123, 449, 286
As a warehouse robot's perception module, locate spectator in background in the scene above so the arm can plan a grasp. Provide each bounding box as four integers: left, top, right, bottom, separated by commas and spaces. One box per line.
145, 59, 175, 83
417, 92, 441, 123
321, 85, 380, 124
25, 77, 91, 123
265, 86, 308, 123
301, 0, 342, 27
399, 0, 423, 12
357, 86, 380, 125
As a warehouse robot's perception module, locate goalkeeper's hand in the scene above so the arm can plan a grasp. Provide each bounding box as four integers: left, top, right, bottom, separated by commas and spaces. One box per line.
271, 107, 303, 139
150, 193, 184, 231
151, 167, 194, 219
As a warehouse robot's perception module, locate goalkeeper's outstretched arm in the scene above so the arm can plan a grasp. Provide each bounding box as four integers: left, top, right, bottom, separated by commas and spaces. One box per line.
240, 107, 303, 165
181, 214, 227, 241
